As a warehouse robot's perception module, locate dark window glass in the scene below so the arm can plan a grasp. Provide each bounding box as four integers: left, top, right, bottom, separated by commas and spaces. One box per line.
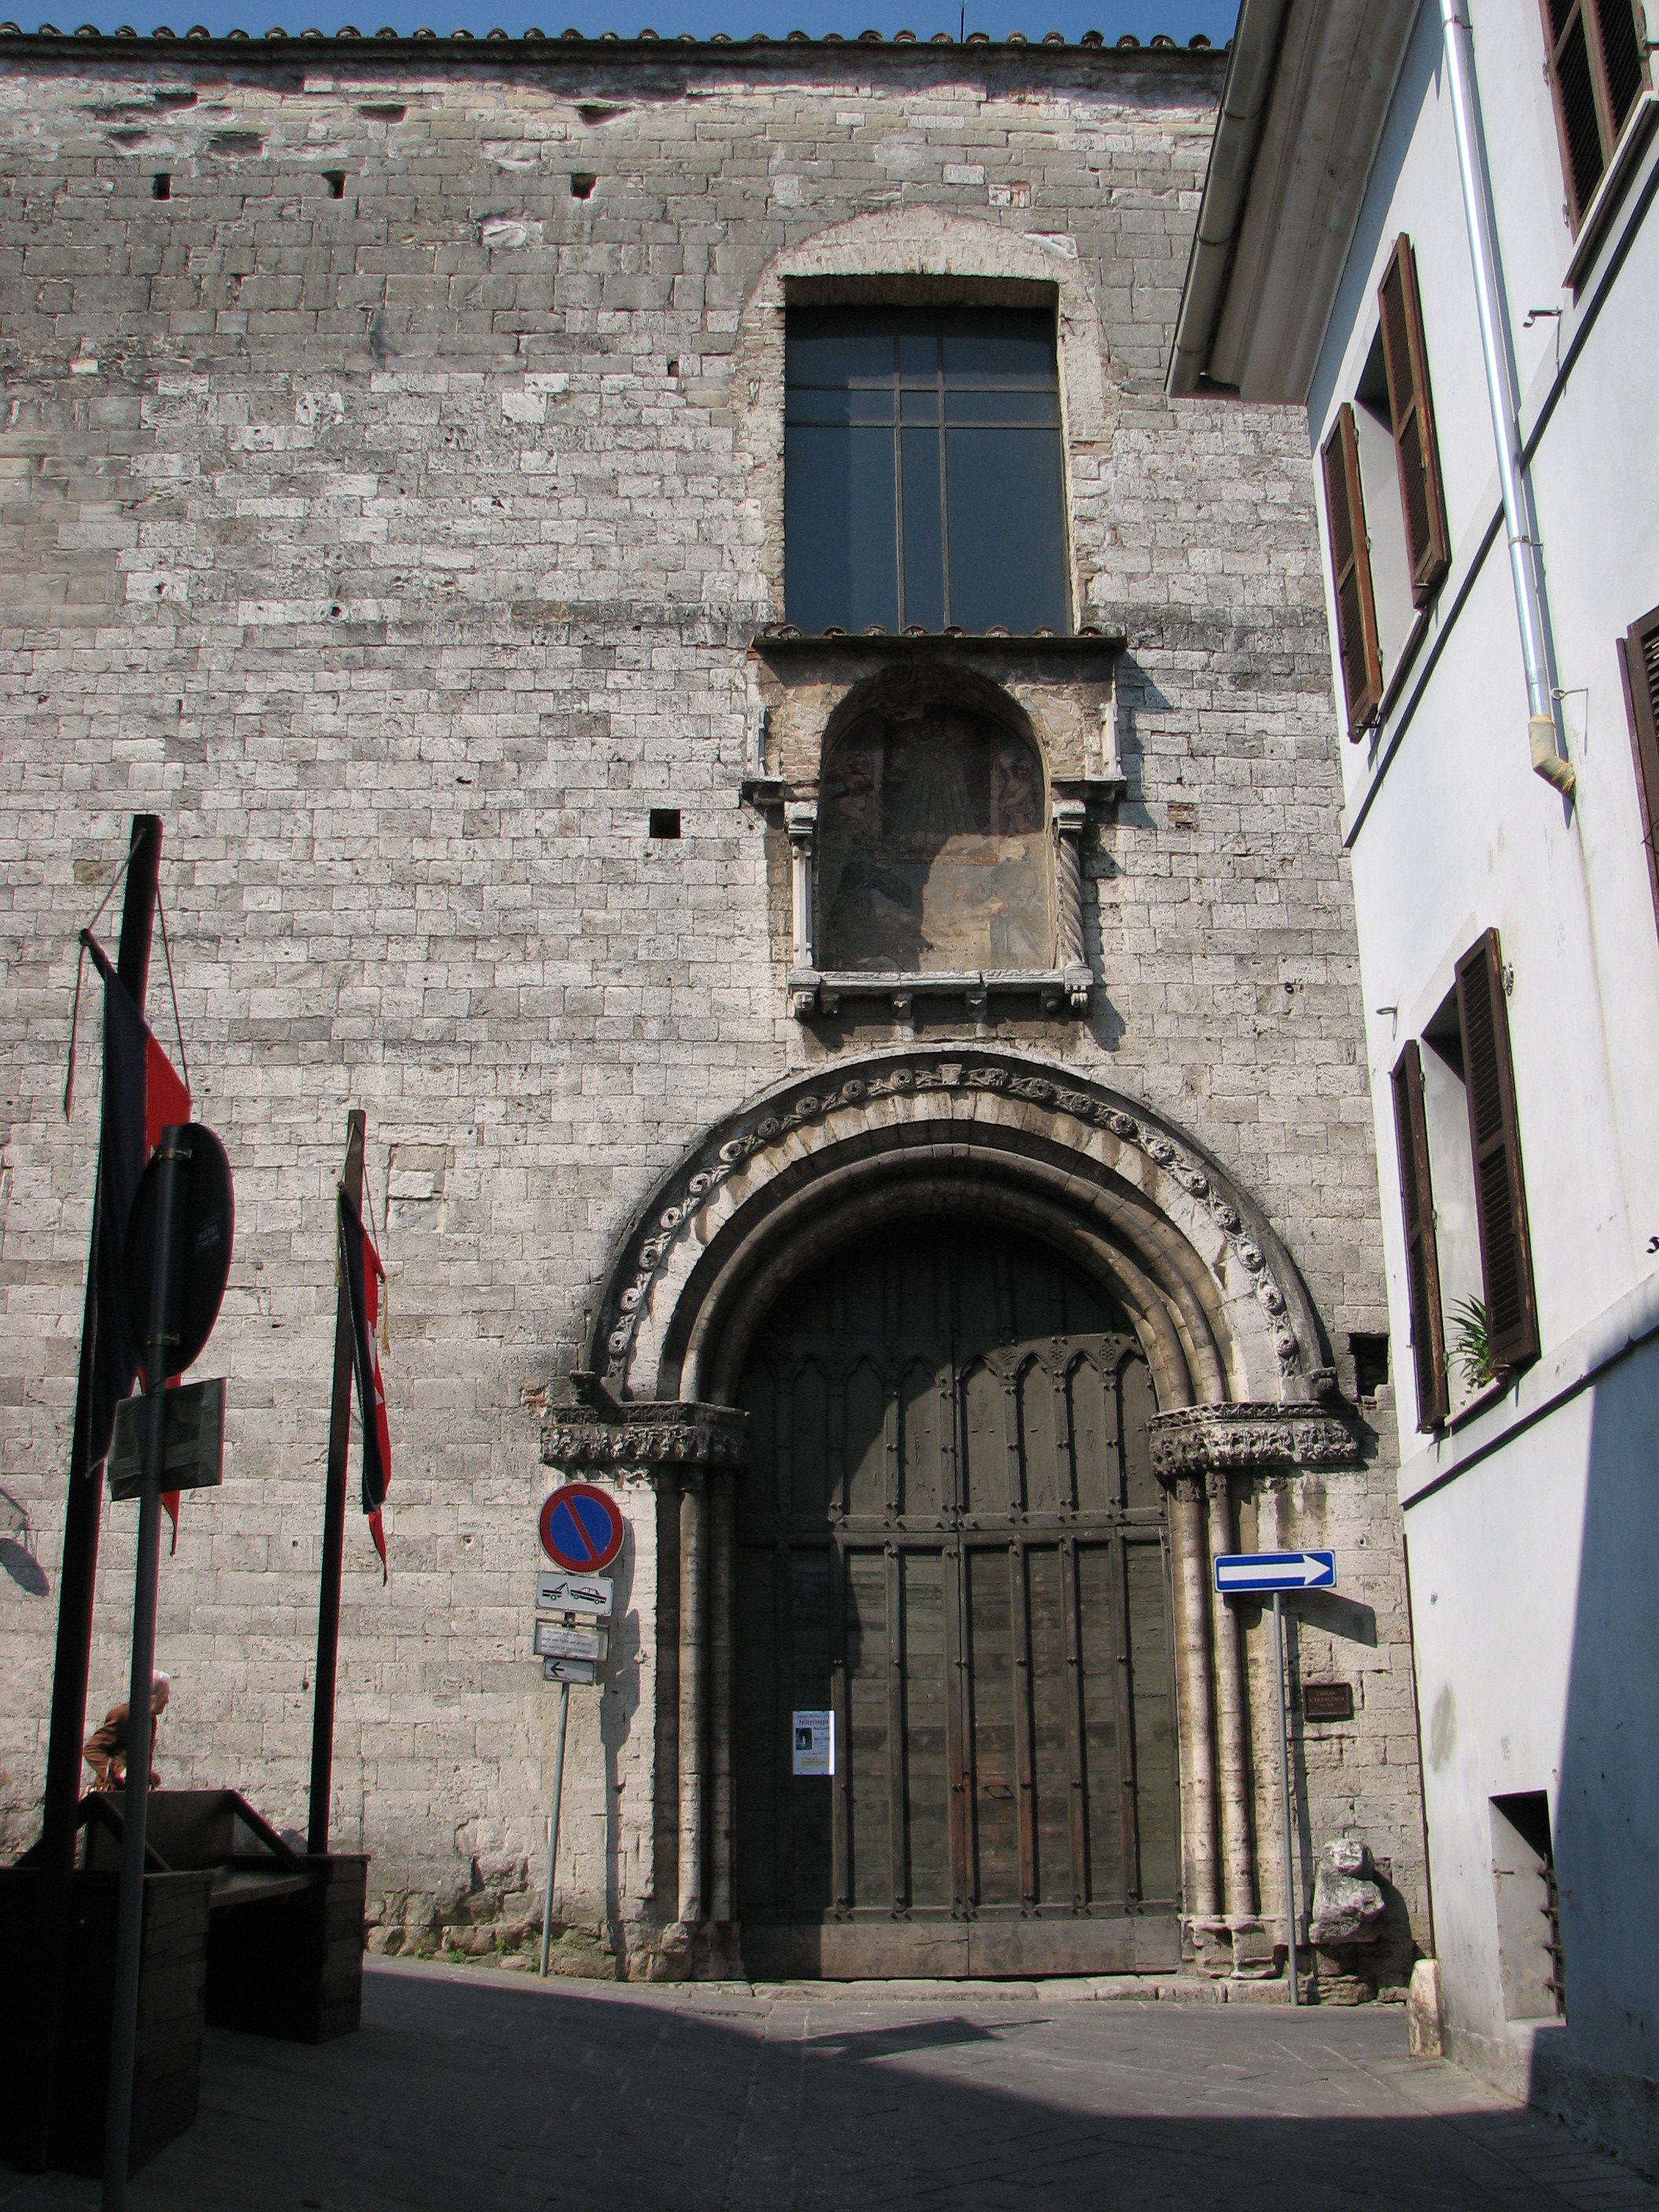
785, 308, 1070, 635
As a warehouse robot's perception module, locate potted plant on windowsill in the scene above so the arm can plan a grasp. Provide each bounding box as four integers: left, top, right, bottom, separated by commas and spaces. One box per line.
1447, 1296, 1510, 1426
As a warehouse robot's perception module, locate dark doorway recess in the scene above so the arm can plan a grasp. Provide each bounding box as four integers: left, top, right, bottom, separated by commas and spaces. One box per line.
734, 1225, 1181, 1978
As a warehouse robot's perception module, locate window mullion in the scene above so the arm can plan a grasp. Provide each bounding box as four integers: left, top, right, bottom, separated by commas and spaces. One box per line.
892, 407, 906, 632
936, 362, 950, 631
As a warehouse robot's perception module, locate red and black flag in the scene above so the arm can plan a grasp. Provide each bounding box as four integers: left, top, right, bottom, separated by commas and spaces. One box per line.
338, 1189, 391, 1580
76, 932, 190, 1489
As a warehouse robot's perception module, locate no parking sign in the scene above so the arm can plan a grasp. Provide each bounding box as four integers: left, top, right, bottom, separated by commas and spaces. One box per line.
538, 1481, 624, 1573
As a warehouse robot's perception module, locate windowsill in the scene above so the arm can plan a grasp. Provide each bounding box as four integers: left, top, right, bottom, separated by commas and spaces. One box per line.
1397, 1268, 1659, 1507
790, 965, 1091, 1018
755, 628, 1125, 657
1564, 90, 1659, 294
1444, 1372, 1511, 1431
1354, 609, 1430, 749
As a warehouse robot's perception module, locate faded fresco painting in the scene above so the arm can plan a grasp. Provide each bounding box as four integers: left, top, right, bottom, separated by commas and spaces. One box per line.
819, 708, 1051, 973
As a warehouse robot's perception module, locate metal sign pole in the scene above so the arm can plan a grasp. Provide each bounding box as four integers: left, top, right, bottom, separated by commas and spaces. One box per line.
101, 1124, 187, 2210
1273, 1590, 1300, 2009
539, 1679, 570, 1979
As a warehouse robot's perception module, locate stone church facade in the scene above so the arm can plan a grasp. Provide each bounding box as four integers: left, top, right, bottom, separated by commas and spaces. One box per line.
0, 25, 1426, 1988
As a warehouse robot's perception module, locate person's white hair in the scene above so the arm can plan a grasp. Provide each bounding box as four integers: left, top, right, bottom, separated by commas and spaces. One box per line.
152, 1672, 170, 1690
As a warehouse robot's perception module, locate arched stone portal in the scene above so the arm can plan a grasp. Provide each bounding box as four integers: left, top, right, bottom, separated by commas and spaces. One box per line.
543, 1048, 1359, 1980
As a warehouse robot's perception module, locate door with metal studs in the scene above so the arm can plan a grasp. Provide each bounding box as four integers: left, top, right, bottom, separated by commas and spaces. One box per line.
734, 1227, 1181, 1978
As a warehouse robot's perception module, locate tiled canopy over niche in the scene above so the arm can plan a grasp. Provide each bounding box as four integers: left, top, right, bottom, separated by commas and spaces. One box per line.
818, 701, 1051, 974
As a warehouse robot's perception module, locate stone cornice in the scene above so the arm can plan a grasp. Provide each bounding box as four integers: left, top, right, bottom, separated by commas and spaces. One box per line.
540, 1372, 749, 1470
1148, 1403, 1361, 1481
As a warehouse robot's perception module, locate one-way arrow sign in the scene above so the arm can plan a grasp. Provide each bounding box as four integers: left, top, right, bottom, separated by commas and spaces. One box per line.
1214, 1550, 1335, 1594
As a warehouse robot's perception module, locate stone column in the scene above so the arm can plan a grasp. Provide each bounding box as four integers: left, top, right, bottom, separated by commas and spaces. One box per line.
1051, 797, 1090, 1009
1168, 1474, 1221, 1923
786, 801, 819, 1017
709, 1467, 735, 1929
1206, 1469, 1258, 1928
677, 1470, 708, 1928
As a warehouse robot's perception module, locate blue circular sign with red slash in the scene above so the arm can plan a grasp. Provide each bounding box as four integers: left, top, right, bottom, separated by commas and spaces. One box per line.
538, 1482, 624, 1573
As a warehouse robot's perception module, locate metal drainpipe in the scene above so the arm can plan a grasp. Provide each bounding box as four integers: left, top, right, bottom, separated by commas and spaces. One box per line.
1441, 0, 1575, 797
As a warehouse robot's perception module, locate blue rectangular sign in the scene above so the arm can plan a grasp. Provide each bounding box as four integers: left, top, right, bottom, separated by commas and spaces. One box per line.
1213, 1550, 1335, 1595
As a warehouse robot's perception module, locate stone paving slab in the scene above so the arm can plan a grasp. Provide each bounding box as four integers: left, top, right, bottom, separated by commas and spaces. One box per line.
2, 1959, 1654, 2212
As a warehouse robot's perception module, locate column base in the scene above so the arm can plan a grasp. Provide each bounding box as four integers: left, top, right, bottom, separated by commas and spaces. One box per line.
1184, 1915, 1278, 1979
641, 1917, 745, 1983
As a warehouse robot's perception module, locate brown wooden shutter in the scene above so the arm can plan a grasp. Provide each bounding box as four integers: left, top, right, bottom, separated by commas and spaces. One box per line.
1320, 405, 1383, 735
1617, 603, 1659, 932
1455, 931, 1540, 1373
1541, 0, 1651, 232
1391, 1042, 1449, 1432
1378, 236, 1450, 606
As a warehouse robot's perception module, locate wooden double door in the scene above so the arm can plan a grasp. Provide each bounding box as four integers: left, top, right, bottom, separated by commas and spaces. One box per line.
734, 1227, 1181, 1979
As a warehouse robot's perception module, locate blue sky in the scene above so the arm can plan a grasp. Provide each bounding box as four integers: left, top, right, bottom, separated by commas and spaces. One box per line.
110, 1, 1239, 46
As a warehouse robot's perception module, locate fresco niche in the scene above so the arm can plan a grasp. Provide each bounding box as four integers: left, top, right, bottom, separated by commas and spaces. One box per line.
818, 700, 1051, 974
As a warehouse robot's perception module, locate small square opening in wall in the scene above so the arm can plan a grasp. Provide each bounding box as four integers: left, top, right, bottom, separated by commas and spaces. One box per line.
151, 173, 170, 200
648, 808, 681, 841
323, 170, 346, 200
570, 172, 597, 200
1350, 1333, 1390, 1399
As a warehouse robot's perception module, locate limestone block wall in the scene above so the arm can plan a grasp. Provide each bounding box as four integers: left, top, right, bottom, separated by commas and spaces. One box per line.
0, 32, 1424, 1969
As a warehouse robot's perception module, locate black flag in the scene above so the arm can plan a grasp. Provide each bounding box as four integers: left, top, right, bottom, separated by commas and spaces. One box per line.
338, 1190, 391, 1580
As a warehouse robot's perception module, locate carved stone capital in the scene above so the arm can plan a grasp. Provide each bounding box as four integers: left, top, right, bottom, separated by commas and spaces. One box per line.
541, 1372, 750, 1472
1148, 1403, 1361, 1484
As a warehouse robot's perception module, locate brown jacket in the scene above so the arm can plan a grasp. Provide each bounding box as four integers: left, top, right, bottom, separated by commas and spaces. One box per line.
82, 1703, 159, 1791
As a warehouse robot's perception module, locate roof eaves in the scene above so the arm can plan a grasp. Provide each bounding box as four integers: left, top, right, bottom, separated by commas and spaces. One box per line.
0, 21, 1227, 57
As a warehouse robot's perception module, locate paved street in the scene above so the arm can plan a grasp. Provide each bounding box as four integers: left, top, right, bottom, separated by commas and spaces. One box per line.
4, 1961, 1656, 2211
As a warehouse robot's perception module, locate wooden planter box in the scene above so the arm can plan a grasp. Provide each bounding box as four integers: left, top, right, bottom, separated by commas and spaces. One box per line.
0, 1866, 211, 2179
85, 1792, 368, 2046
207, 1849, 368, 2043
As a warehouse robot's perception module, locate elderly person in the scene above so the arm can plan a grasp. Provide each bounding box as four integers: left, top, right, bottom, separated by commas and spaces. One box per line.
82, 1672, 170, 1792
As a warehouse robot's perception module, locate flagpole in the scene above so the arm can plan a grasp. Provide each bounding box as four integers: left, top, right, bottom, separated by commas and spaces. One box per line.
39, 815, 163, 1879
27, 819, 162, 2177
309, 1110, 364, 1855
101, 1123, 188, 2211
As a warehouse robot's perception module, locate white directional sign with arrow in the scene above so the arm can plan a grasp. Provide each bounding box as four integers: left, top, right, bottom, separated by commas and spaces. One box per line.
1214, 1550, 1335, 1594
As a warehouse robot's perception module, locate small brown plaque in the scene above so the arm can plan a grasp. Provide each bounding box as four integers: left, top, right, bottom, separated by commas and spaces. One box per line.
1302, 1680, 1354, 1723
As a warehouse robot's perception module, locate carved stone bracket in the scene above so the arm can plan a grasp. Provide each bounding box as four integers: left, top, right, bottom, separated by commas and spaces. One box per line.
1148, 1404, 1361, 1482
541, 1370, 750, 1472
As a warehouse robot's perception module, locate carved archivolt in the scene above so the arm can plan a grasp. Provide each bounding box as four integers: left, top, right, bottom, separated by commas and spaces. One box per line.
591, 1048, 1338, 1417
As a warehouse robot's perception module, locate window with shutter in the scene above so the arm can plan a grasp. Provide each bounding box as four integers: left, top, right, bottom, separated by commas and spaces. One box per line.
1391, 1042, 1450, 1432
1617, 602, 1659, 933
1320, 405, 1383, 736
1455, 931, 1540, 1374
1377, 236, 1450, 606
1540, 0, 1651, 233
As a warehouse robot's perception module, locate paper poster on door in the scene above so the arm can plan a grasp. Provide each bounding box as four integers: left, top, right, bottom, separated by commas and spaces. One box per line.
793, 1709, 833, 1777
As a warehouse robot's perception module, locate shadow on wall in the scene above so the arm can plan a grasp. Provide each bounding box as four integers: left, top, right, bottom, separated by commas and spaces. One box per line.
0, 1488, 48, 1597
1543, 1338, 1659, 2174
146, 1965, 1629, 2212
